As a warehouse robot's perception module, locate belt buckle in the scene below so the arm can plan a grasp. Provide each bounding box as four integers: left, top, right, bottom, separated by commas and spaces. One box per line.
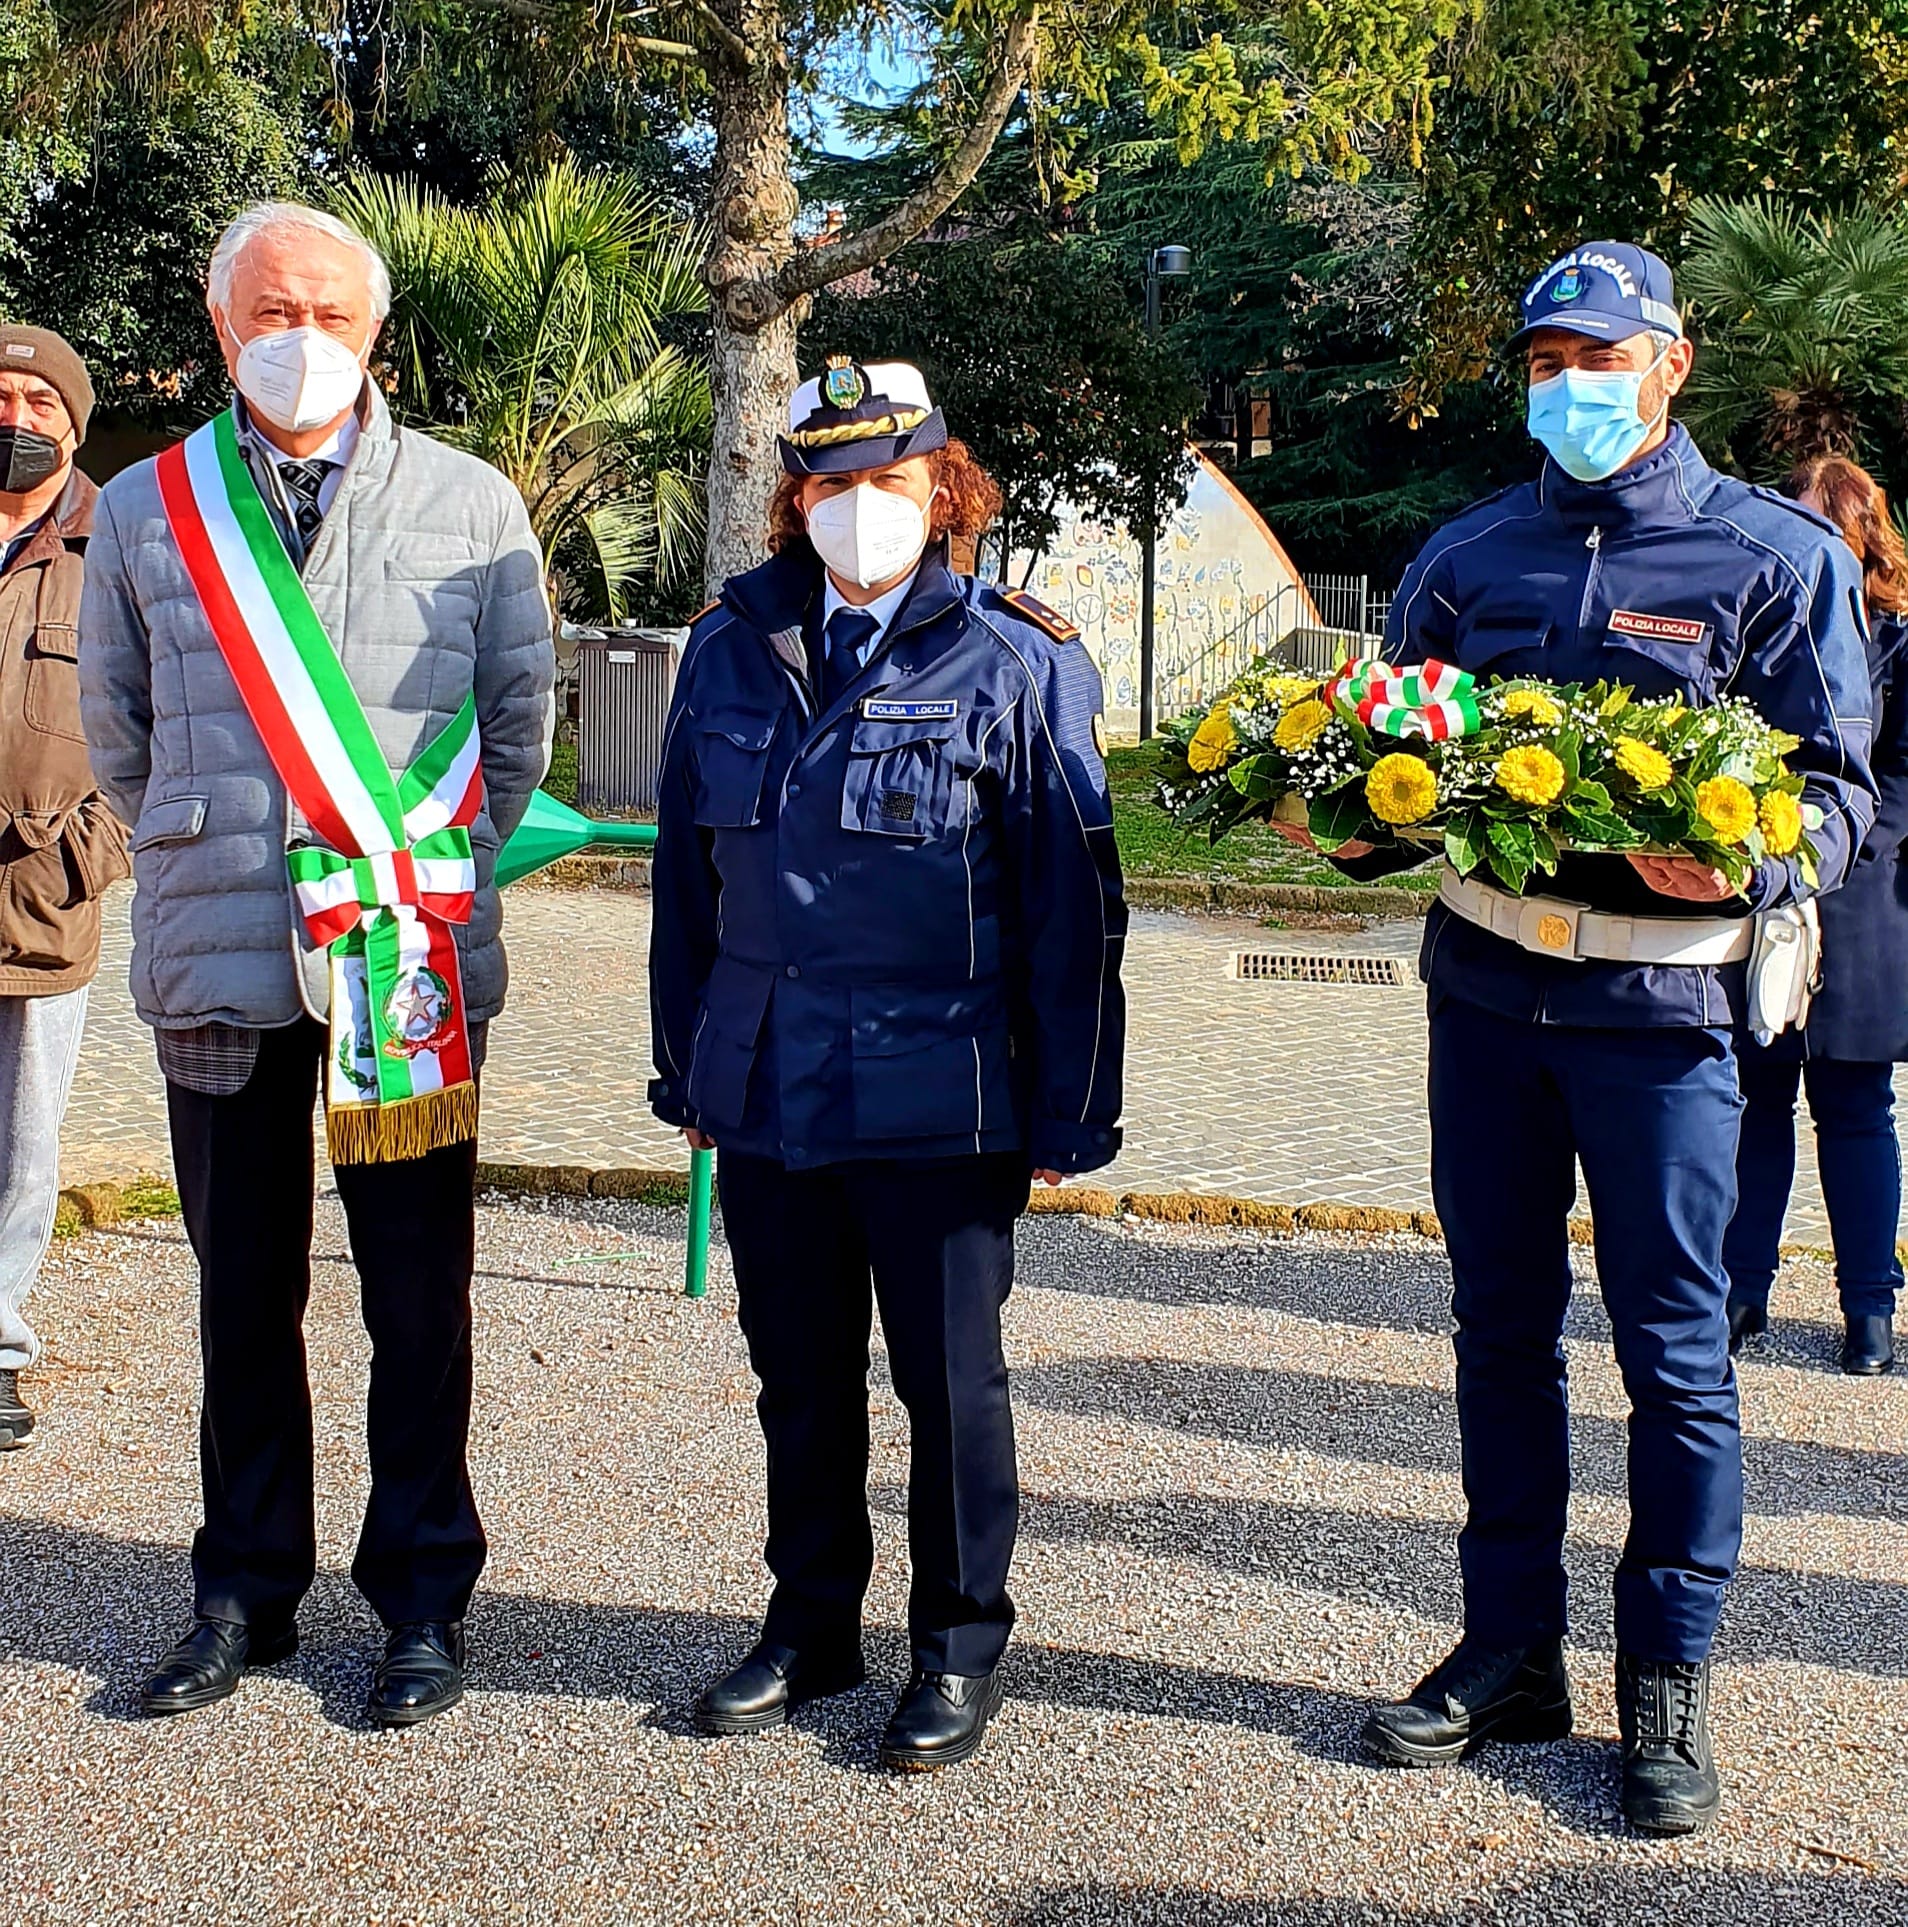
1517, 898, 1580, 960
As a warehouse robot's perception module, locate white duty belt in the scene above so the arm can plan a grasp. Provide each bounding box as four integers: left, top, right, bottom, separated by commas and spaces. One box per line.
1438, 866, 1754, 966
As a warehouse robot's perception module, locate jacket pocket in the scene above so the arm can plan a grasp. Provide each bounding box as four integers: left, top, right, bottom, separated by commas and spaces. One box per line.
685, 955, 775, 1129
0, 809, 85, 968
693, 712, 778, 828
1604, 630, 1717, 701
62, 797, 130, 900
849, 982, 1010, 1139
131, 795, 209, 852
22, 621, 87, 744
840, 715, 959, 838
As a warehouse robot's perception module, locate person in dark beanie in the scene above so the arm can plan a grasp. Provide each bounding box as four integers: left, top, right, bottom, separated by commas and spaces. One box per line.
0, 324, 129, 1449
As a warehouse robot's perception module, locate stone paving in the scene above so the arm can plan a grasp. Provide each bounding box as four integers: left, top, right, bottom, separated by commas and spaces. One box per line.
65, 885, 1866, 1240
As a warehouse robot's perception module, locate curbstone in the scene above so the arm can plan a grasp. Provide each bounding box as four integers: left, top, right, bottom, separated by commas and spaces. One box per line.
58, 1182, 124, 1231
1026, 1185, 1121, 1217
52, 1175, 181, 1240
1124, 877, 1431, 920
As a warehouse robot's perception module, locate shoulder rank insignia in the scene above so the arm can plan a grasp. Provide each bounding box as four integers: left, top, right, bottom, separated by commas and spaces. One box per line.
1001, 589, 1080, 643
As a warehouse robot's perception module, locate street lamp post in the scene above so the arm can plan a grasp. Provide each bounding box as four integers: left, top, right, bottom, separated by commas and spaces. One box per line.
1139, 244, 1192, 742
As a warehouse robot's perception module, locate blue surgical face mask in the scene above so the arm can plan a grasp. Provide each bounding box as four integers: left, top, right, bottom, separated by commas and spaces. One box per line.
1525, 342, 1675, 482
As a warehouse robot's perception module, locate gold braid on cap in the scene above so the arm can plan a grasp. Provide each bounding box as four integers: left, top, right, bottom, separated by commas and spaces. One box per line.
786, 408, 930, 449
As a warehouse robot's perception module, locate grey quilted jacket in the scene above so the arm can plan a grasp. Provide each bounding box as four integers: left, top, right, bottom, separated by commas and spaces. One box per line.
78, 389, 554, 1030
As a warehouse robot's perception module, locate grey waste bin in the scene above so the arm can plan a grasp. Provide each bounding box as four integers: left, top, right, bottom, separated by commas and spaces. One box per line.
576, 628, 681, 813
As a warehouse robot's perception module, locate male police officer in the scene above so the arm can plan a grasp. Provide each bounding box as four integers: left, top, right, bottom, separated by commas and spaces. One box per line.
1281, 245, 1876, 1832
649, 361, 1125, 1769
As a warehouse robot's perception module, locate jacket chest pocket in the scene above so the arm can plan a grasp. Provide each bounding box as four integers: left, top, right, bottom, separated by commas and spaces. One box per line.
1602, 622, 1719, 702
693, 712, 779, 828
23, 621, 86, 745
840, 714, 960, 839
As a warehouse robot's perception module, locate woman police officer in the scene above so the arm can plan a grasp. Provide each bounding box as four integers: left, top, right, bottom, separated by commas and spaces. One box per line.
1725, 455, 1908, 1375
647, 359, 1127, 1769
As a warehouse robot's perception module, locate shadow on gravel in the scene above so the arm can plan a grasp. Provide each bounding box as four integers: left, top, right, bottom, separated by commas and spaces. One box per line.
1018, 1222, 1858, 1372
1014, 1356, 1908, 1524
997, 1486, 1908, 1680
0, 1513, 1610, 1832
1005, 1866, 1906, 1927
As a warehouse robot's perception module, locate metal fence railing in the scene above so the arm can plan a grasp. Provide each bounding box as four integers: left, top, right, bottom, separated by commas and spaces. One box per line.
1152, 573, 1393, 723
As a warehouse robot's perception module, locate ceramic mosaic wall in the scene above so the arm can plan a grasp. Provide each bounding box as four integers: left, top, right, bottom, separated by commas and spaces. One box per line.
1001, 453, 1313, 732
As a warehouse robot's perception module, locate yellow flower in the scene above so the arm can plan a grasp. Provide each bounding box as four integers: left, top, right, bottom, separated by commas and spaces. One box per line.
1614, 737, 1674, 790
1267, 675, 1322, 705
1759, 789, 1804, 856
1186, 704, 1238, 774
1366, 753, 1438, 825
1273, 699, 1332, 751
1495, 744, 1567, 807
1501, 688, 1564, 728
1695, 775, 1758, 844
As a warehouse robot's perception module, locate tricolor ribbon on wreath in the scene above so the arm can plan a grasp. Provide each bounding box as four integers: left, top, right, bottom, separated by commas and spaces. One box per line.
1323, 655, 1481, 741
155, 411, 483, 1164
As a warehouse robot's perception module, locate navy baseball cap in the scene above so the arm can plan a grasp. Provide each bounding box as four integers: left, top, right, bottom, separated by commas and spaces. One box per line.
1507, 243, 1682, 350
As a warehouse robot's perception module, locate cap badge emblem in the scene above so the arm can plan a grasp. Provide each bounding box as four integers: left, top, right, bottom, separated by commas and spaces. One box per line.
1550, 267, 1585, 305
823, 356, 866, 409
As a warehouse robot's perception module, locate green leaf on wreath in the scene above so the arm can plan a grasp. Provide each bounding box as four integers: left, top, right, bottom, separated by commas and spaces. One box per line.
1310, 785, 1374, 853
1444, 811, 1488, 875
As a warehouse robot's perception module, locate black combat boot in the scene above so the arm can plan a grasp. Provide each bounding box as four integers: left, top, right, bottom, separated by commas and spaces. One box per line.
1725, 1296, 1768, 1356
879, 1668, 1005, 1771
1616, 1652, 1720, 1835
1363, 1637, 1572, 1766
1842, 1314, 1895, 1376
0, 1368, 33, 1448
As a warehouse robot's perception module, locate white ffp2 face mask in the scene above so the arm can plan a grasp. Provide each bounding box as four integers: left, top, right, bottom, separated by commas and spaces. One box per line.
804, 483, 936, 589
228, 324, 369, 433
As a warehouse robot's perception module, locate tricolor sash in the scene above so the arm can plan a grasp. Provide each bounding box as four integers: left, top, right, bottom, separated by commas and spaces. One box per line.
157, 412, 483, 1164
1323, 655, 1480, 741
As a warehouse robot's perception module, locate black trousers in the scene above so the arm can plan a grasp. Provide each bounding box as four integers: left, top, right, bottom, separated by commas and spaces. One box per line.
165, 1020, 485, 1629
718, 1150, 1026, 1675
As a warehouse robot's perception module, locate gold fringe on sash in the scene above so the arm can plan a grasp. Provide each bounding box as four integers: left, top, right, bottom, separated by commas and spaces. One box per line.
326, 1081, 480, 1165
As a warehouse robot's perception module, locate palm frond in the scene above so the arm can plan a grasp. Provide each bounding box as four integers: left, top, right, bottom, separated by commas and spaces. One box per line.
329, 158, 713, 614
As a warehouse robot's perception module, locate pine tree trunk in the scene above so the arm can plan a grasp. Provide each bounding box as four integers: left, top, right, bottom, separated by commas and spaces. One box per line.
703, 3, 803, 595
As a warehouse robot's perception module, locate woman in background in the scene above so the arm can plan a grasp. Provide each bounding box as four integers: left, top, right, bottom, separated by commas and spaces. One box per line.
1726, 454, 1908, 1374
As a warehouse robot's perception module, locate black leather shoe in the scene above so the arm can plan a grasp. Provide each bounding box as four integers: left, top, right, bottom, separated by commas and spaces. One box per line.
139, 1616, 298, 1716
0, 1368, 33, 1449
1363, 1638, 1572, 1766
878, 1667, 1005, 1771
1617, 1652, 1720, 1835
368, 1621, 467, 1728
1726, 1297, 1768, 1356
694, 1640, 866, 1735
1842, 1314, 1895, 1375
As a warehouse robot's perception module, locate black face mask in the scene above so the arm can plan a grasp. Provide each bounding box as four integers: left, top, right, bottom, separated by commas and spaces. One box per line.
0, 425, 66, 493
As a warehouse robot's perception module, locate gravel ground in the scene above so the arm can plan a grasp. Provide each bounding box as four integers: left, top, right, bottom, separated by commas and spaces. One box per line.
7, 1196, 1907, 1926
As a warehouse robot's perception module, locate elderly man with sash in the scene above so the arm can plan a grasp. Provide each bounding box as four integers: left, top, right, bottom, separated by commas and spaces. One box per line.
79, 202, 553, 1726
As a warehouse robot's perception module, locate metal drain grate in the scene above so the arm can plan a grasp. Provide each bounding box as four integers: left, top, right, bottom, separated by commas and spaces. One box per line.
1229, 950, 1415, 987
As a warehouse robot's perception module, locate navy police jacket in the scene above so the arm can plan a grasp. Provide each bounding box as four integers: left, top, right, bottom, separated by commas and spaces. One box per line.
1766, 611, 1908, 1062
1346, 426, 1878, 1027
647, 541, 1127, 1172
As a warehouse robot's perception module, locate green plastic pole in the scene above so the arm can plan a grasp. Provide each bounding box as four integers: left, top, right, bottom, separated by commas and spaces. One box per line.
684, 1146, 713, 1299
